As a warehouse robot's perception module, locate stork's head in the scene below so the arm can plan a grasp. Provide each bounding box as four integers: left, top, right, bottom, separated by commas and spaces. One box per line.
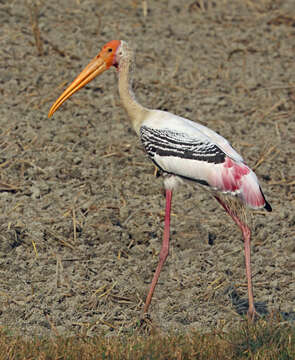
97, 40, 122, 68
48, 40, 125, 117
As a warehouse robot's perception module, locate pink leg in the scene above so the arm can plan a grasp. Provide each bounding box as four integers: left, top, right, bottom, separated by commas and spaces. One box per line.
214, 196, 256, 320
143, 189, 172, 314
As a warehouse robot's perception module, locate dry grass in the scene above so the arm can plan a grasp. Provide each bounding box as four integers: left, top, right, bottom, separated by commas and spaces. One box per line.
0, 316, 294, 360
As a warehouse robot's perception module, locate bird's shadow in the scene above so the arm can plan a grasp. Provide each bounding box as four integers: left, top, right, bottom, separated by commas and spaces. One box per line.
227, 286, 295, 321
227, 287, 268, 316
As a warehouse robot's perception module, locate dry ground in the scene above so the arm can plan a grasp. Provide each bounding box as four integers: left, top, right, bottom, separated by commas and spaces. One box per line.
0, 0, 294, 336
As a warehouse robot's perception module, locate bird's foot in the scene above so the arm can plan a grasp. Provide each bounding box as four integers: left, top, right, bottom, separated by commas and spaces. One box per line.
140, 312, 152, 326
136, 312, 155, 334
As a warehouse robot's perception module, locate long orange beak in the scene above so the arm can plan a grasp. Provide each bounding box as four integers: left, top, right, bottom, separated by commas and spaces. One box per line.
48, 56, 108, 117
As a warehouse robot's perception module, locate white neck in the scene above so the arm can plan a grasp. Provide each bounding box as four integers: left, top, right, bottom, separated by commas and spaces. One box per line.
118, 45, 149, 135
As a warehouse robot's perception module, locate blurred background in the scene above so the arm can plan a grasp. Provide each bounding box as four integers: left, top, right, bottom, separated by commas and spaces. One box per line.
0, 0, 294, 336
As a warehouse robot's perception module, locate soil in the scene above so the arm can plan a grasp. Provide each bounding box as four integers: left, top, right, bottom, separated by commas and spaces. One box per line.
0, 0, 294, 337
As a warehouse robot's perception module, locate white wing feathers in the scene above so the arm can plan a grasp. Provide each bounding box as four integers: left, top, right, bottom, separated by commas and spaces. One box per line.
142, 110, 244, 162
140, 125, 226, 186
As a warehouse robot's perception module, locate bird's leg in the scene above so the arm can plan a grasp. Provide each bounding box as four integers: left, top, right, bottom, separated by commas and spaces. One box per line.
143, 189, 172, 314
214, 196, 256, 321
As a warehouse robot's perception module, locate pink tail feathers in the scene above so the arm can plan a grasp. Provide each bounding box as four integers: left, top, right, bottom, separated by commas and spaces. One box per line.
239, 171, 270, 210
215, 157, 272, 211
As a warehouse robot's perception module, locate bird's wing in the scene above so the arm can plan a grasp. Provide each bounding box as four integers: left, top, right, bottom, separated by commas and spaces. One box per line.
140, 125, 227, 184
140, 126, 226, 165
140, 125, 267, 210
142, 110, 244, 162
140, 111, 269, 210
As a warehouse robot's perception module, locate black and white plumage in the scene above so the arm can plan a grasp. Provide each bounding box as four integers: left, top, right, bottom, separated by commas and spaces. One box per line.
140, 110, 270, 211
48, 40, 272, 321
140, 126, 225, 164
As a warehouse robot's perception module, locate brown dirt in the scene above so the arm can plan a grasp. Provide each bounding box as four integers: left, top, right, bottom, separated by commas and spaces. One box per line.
0, 0, 294, 337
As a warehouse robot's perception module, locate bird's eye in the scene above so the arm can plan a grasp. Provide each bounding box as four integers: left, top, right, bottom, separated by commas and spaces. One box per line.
108, 48, 112, 52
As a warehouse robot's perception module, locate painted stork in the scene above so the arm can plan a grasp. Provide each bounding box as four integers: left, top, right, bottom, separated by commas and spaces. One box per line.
48, 40, 271, 321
